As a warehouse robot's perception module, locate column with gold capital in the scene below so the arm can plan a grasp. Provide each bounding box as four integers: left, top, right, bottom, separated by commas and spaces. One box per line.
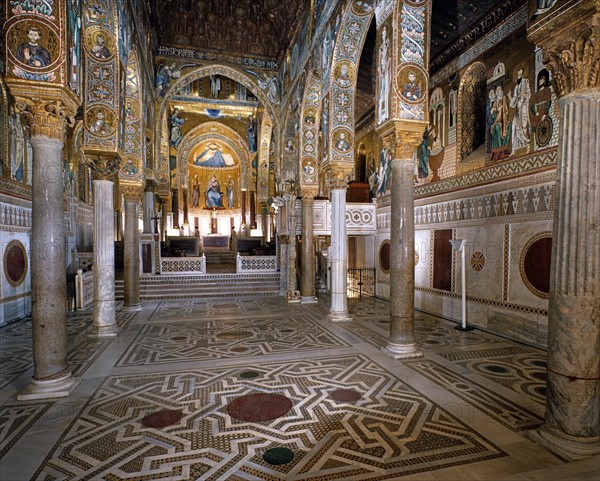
328, 168, 352, 321
380, 124, 425, 359
12, 91, 82, 400
122, 184, 143, 312
88, 156, 120, 337
300, 189, 318, 304
527, 6, 600, 460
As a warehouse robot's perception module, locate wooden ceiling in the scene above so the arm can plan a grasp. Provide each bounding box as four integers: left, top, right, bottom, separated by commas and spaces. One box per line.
151, 0, 308, 60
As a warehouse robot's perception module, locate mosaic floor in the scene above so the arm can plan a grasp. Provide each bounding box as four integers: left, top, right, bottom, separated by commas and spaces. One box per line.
0, 296, 593, 480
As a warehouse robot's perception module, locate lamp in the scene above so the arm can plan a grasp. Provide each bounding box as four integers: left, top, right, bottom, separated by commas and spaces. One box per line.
449, 239, 474, 331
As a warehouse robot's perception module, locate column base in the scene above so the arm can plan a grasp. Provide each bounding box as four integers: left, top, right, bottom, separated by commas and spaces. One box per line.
454, 325, 475, 331
122, 303, 142, 312
381, 342, 423, 359
329, 310, 353, 322
17, 372, 81, 401
301, 296, 318, 304
286, 290, 301, 303
89, 324, 119, 338
526, 425, 600, 461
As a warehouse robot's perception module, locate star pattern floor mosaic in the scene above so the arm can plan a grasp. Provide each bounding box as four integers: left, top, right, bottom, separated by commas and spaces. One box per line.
0, 296, 583, 481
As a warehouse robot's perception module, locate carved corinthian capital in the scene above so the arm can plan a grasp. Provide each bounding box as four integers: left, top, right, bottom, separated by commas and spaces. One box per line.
529, 6, 599, 98
86, 155, 121, 181
15, 98, 76, 141
120, 183, 145, 202
7, 82, 80, 141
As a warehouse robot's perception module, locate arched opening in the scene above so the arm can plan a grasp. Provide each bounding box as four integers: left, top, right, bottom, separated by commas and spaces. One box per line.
458, 62, 487, 162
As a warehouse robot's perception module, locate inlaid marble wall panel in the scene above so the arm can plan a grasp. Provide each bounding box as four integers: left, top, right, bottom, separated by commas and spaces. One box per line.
508, 220, 552, 309
455, 224, 504, 301
414, 229, 430, 289
0, 231, 31, 326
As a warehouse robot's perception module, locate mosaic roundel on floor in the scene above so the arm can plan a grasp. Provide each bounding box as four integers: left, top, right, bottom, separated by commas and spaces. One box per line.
226, 392, 293, 422
262, 447, 294, 466
140, 409, 183, 428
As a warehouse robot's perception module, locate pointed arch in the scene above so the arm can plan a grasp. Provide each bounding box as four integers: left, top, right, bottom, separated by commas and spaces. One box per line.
327, 2, 376, 169
299, 71, 322, 188
156, 64, 279, 156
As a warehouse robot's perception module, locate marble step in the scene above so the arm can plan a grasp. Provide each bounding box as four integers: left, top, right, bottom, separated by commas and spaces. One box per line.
114, 274, 280, 299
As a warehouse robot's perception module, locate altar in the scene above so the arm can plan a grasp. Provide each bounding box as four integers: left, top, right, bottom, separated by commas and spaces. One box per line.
202, 235, 229, 248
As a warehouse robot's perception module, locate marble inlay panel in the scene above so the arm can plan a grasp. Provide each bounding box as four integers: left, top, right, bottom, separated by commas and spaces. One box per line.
34, 355, 506, 480
116, 315, 350, 366
404, 359, 544, 431
0, 402, 54, 459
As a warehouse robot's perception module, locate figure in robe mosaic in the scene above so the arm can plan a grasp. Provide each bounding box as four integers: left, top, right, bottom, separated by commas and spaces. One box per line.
509, 68, 531, 152
16, 26, 51, 67
206, 175, 224, 208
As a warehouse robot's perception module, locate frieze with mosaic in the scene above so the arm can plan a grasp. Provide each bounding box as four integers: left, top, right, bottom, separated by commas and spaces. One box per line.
328, 6, 373, 164
120, 50, 143, 180
82, 0, 119, 153
299, 73, 321, 187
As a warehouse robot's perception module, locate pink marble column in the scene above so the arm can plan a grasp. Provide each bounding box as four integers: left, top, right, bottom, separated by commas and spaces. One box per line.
300, 194, 317, 303
123, 198, 141, 312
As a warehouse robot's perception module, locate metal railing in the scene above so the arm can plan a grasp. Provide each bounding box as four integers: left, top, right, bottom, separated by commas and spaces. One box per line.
347, 267, 376, 298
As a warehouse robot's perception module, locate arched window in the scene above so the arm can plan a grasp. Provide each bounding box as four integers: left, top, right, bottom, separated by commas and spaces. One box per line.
457, 62, 486, 161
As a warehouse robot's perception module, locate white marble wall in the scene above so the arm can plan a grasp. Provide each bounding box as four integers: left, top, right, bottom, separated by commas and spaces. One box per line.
369, 171, 557, 348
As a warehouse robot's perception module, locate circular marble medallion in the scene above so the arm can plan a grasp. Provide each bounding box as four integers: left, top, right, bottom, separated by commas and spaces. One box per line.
4, 240, 27, 287
329, 389, 361, 402
263, 447, 294, 465
227, 393, 293, 422
140, 410, 183, 428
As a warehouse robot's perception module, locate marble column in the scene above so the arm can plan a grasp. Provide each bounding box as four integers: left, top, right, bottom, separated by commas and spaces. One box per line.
382, 153, 422, 359
91, 179, 117, 337
123, 197, 141, 312
260, 202, 268, 243
143, 190, 154, 234
16, 98, 80, 400
300, 193, 317, 303
286, 193, 300, 301
249, 191, 257, 229
241, 190, 247, 228
531, 90, 600, 459
329, 180, 351, 321
172, 188, 179, 229
182, 188, 189, 226
160, 200, 168, 241
526, 13, 600, 460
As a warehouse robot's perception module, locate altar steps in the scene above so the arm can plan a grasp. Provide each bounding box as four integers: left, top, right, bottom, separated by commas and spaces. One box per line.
114, 273, 280, 300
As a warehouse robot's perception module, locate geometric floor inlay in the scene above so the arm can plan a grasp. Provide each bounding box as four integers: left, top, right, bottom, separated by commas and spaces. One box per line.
34, 354, 506, 480
0, 402, 54, 460
116, 315, 349, 366
404, 359, 544, 431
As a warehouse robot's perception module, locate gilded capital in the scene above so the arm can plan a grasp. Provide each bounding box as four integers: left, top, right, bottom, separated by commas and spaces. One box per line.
393, 129, 423, 160
329, 165, 352, 190
377, 120, 427, 159
86, 155, 120, 181
300, 188, 318, 200
120, 182, 145, 202
8, 81, 80, 141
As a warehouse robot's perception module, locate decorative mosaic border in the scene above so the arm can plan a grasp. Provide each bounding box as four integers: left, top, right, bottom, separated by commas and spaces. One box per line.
415, 149, 557, 199
415, 286, 548, 317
